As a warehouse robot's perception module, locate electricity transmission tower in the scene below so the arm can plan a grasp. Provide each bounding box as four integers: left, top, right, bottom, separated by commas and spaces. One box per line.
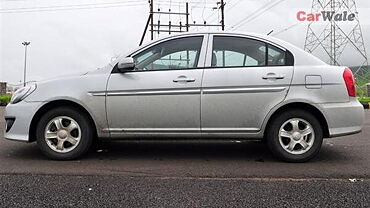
304, 0, 369, 95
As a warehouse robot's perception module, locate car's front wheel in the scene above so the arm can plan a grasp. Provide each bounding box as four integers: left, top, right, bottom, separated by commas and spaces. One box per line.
36, 106, 93, 160
266, 109, 323, 162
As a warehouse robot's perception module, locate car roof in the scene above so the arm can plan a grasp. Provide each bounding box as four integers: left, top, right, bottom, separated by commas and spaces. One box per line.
135, 31, 284, 55
145, 31, 272, 44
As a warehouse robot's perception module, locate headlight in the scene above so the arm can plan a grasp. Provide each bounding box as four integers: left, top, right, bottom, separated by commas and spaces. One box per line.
10, 84, 37, 104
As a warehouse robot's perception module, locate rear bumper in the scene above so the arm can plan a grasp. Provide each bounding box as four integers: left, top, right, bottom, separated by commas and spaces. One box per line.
318, 98, 365, 138
4, 101, 44, 142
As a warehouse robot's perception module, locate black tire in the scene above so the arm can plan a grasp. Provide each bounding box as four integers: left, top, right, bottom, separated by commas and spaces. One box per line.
266, 109, 323, 162
36, 106, 94, 160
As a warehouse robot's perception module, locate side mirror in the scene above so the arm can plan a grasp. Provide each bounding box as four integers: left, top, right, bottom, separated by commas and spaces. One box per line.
117, 57, 135, 72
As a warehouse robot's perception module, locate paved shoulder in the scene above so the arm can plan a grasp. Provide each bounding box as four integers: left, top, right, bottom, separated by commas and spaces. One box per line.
1, 175, 369, 208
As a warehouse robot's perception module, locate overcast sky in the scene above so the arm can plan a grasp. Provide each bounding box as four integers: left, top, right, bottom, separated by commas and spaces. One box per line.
1, 0, 370, 84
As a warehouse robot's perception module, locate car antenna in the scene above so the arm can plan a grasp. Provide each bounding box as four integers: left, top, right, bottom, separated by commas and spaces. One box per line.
267, 30, 274, 36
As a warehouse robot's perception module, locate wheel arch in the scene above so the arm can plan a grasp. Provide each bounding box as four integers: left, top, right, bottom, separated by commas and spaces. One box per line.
263, 102, 330, 139
29, 99, 98, 142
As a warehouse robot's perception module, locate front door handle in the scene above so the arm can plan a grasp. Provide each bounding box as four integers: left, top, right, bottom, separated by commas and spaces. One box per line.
173, 76, 196, 83
262, 73, 285, 80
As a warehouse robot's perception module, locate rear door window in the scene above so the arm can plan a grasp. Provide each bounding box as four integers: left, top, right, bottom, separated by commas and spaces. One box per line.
212, 36, 292, 68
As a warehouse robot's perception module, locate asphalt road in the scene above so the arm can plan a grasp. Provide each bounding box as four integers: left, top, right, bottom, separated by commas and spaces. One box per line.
1, 107, 369, 207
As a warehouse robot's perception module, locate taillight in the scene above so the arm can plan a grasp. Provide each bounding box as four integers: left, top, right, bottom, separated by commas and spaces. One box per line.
343, 67, 356, 97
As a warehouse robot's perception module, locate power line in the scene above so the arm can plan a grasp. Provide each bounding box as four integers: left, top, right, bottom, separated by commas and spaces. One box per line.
238, 0, 286, 29
226, 0, 241, 11
156, 1, 214, 8
0, 0, 146, 10
228, 0, 273, 29
273, 22, 301, 36
207, 0, 243, 23
0, 1, 147, 13
158, 0, 216, 5
0, 4, 146, 13
202, 7, 219, 23
202, 0, 207, 23
230, 0, 285, 30
140, 0, 224, 44
201, 0, 226, 27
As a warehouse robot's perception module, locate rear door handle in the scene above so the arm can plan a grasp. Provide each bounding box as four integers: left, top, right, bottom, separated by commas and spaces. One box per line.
173, 76, 195, 83
262, 73, 285, 80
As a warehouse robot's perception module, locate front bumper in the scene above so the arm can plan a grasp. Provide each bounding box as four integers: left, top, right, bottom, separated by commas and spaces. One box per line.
4, 101, 44, 142
318, 98, 365, 138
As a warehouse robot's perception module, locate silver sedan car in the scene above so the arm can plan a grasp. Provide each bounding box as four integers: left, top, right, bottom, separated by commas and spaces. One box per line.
4, 32, 364, 162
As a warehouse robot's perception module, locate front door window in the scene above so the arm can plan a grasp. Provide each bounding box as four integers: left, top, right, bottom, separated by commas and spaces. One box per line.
133, 36, 203, 71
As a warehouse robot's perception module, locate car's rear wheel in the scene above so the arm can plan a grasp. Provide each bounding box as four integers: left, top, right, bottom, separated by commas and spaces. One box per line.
266, 109, 323, 162
36, 107, 93, 160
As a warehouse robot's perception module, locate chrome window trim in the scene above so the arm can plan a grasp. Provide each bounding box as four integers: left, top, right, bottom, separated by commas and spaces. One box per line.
128, 34, 209, 69
205, 33, 289, 68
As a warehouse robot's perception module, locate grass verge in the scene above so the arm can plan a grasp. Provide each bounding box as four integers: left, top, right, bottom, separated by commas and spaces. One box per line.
358, 97, 370, 103
0, 94, 11, 106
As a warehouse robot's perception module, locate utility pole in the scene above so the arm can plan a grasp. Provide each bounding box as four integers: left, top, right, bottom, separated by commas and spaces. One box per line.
220, 0, 225, 31
22, 41, 30, 87
304, 0, 369, 96
150, 0, 154, 40
185, 2, 189, 32
140, 1, 226, 45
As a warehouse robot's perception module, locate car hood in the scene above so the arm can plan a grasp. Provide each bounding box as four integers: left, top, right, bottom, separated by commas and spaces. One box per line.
24, 65, 112, 102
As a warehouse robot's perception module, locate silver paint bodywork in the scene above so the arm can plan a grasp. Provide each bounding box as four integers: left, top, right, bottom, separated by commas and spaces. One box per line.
4, 32, 365, 142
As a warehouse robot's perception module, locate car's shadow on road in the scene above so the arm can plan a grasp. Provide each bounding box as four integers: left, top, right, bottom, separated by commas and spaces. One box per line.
4, 142, 46, 160
87, 140, 350, 163
6, 140, 350, 163
90, 140, 274, 162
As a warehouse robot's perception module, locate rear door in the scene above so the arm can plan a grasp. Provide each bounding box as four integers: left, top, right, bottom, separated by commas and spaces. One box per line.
201, 35, 294, 135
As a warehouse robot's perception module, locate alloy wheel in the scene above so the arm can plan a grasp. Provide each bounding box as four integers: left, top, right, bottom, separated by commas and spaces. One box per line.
278, 118, 315, 155
44, 116, 81, 153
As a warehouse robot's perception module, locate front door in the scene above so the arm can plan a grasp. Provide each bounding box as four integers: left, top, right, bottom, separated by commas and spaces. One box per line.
201, 35, 294, 135
106, 35, 207, 137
